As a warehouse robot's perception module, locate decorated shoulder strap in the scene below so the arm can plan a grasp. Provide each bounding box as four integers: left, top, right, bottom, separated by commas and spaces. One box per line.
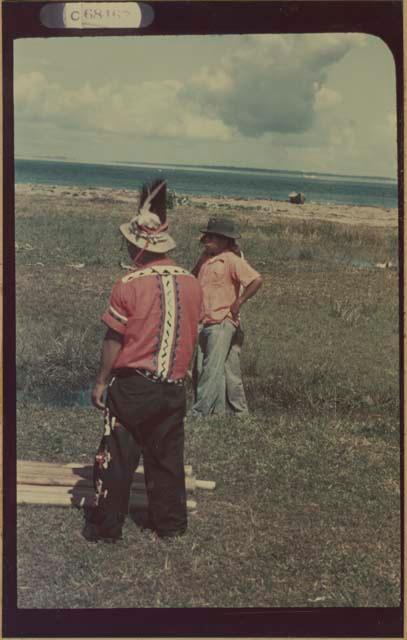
122, 264, 192, 283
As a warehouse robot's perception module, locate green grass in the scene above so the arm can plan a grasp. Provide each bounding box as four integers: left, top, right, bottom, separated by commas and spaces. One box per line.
17, 407, 400, 608
15, 188, 400, 608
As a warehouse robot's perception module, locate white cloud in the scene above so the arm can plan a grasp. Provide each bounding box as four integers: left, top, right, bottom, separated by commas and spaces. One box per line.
14, 70, 44, 101
191, 66, 234, 93
314, 86, 342, 111
14, 34, 397, 177
15, 34, 366, 144
181, 34, 366, 137
14, 72, 232, 141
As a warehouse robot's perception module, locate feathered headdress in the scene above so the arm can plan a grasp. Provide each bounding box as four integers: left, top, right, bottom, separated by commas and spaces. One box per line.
120, 178, 176, 253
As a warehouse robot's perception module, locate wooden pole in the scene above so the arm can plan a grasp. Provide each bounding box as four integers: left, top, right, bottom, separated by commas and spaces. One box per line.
17, 460, 194, 477
17, 461, 215, 491
17, 470, 215, 492
17, 484, 198, 511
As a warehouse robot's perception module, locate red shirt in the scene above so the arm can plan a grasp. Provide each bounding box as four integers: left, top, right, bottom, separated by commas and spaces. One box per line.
102, 258, 202, 380
197, 251, 260, 325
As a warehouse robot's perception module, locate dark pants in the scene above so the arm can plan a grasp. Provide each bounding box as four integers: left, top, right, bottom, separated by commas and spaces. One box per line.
90, 371, 187, 538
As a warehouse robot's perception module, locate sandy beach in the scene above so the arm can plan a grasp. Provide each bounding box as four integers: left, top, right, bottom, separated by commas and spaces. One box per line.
15, 183, 398, 229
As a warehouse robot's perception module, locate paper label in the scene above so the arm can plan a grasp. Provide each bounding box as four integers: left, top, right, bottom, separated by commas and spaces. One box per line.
40, 3, 153, 29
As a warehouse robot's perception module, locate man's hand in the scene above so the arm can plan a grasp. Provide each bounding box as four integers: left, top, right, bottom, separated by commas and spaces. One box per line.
91, 382, 107, 410
230, 276, 263, 319
91, 328, 123, 410
230, 298, 242, 319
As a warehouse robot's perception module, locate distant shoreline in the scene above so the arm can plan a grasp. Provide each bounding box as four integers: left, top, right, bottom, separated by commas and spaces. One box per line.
15, 182, 398, 229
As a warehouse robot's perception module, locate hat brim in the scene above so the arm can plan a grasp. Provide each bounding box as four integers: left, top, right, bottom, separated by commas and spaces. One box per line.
120, 223, 176, 253
199, 228, 241, 239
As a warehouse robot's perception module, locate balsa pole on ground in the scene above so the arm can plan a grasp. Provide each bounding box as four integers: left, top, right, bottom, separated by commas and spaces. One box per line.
17, 470, 215, 492
17, 460, 194, 477
17, 484, 198, 511
17, 460, 215, 491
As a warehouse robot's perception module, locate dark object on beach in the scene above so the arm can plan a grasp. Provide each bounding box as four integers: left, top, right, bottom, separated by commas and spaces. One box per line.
289, 192, 305, 204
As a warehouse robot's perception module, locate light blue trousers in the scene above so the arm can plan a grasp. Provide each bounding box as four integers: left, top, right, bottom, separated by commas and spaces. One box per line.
192, 320, 249, 416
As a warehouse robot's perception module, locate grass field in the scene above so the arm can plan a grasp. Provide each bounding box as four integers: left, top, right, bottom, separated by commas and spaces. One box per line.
14, 187, 400, 609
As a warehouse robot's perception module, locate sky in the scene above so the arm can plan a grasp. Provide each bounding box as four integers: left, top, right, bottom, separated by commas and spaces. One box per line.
13, 32, 398, 178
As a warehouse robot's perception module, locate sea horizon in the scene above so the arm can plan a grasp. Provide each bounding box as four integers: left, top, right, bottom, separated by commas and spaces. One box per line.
14, 156, 399, 209
15, 154, 397, 184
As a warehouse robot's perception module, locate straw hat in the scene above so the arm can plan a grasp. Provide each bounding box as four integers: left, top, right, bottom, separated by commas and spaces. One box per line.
120, 179, 176, 253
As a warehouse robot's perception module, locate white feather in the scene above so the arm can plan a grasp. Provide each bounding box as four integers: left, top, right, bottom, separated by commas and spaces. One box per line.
137, 210, 161, 229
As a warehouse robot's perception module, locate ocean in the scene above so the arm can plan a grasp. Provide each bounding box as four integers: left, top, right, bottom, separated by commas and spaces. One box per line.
15, 158, 398, 209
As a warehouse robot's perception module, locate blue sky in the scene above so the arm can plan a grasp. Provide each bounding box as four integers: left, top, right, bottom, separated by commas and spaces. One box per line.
14, 33, 397, 178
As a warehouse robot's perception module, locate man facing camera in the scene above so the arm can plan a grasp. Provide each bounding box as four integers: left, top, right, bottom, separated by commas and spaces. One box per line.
191, 216, 262, 417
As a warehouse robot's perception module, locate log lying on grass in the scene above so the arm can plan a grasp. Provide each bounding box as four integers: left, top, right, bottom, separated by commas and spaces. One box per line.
17, 460, 215, 511
17, 460, 215, 491
17, 460, 193, 477
17, 483, 198, 511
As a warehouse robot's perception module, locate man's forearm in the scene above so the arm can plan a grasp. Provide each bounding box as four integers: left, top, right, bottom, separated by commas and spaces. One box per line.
230, 276, 263, 319
92, 330, 123, 410
96, 338, 123, 384
239, 276, 263, 305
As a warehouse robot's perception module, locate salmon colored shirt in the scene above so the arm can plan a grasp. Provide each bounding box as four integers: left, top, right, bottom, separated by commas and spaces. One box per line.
102, 257, 202, 381
197, 251, 260, 326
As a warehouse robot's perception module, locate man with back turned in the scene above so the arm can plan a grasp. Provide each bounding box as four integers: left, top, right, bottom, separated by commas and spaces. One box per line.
86, 179, 202, 542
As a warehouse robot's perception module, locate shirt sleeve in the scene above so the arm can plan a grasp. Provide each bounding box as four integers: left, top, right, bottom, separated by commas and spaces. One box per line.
101, 280, 130, 335
229, 254, 261, 288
